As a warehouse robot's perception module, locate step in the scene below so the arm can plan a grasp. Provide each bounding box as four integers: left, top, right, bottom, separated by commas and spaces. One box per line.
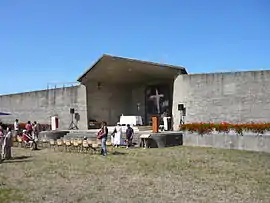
138, 126, 152, 131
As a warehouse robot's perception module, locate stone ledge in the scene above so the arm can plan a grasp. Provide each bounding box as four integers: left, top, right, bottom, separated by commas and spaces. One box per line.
183, 133, 270, 153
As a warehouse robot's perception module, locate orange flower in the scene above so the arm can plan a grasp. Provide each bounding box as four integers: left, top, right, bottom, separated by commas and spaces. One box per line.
180, 122, 270, 136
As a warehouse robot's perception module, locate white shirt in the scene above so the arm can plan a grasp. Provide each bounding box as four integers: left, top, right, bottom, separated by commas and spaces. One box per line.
14, 122, 19, 131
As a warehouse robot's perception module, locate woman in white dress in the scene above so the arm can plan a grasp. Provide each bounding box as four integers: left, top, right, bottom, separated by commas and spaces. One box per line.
112, 122, 122, 148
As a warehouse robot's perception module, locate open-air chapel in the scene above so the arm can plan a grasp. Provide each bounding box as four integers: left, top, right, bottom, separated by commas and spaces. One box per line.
1, 54, 270, 130
77, 54, 187, 126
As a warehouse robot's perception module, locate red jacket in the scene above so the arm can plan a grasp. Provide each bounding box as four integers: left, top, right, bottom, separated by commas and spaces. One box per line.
25, 124, 32, 131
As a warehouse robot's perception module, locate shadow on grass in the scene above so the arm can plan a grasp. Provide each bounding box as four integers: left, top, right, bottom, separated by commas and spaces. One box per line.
3, 159, 32, 164
12, 155, 31, 160
111, 151, 127, 155
33, 148, 42, 151
1, 155, 32, 164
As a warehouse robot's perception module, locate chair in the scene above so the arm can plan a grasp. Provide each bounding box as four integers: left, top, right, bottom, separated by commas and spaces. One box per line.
56, 139, 64, 151
106, 141, 113, 152
73, 140, 79, 152
40, 138, 48, 148
17, 136, 23, 148
91, 143, 99, 153
70, 139, 75, 150
62, 139, 67, 151
77, 139, 83, 145
82, 140, 89, 152
96, 139, 101, 147
65, 140, 71, 152
49, 139, 56, 151
87, 139, 96, 153
23, 139, 30, 148
106, 141, 112, 146
77, 139, 83, 152
87, 139, 93, 146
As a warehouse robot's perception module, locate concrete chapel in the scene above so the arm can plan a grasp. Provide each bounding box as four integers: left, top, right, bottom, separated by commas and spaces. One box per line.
77, 54, 187, 125
1, 54, 270, 131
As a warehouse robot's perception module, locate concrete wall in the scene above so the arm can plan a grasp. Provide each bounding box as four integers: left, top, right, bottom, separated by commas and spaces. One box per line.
0, 85, 88, 130
85, 82, 133, 125
183, 133, 270, 153
130, 85, 146, 122
173, 70, 270, 130
85, 82, 151, 125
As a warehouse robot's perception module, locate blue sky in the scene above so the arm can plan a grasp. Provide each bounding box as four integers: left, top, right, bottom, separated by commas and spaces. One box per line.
0, 0, 269, 95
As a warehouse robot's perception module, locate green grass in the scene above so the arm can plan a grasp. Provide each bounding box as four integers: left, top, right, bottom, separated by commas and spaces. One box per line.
0, 187, 24, 203
0, 146, 270, 203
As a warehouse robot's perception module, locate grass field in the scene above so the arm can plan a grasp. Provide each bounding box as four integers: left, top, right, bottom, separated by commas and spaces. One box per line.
0, 146, 270, 203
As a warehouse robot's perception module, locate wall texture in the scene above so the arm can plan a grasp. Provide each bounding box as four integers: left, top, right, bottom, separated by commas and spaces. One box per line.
85, 81, 173, 125
183, 133, 270, 153
0, 85, 88, 130
85, 82, 132, 125
173, 70, 270, 130
85, 81, 147, 125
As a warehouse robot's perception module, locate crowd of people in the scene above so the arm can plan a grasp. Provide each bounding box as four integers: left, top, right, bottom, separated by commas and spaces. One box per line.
0, 119, 134, 160
0, 119, 40, 162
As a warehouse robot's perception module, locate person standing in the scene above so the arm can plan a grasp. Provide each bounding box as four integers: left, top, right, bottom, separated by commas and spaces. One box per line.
14, 119, 19, 132
13, 119, 20, 143
97, 121, 108, 156
112, 122, 122, 148
25, 121, 32, 135
0, 122, 3, 133
2, 127, 12, 160
0, 124, 4, 163
0, 123, 3, 139
125, 124, 134, 149
32, 121, 40, 140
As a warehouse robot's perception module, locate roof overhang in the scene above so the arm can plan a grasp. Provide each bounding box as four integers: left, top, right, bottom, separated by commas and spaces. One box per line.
77, 54, 187, 85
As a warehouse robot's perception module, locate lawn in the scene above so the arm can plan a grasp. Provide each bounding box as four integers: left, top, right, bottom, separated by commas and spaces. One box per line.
0, 146, 270, 203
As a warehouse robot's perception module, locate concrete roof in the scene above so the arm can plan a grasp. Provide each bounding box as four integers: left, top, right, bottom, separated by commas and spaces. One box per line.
77, 54, 187, 84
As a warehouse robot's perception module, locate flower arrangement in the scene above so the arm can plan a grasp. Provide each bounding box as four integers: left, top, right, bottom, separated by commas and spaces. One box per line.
180, 122, 270, 136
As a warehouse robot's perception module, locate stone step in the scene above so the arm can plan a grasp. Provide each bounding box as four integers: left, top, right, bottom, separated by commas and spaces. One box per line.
138, 126, 152, 131
64, 133, 96, 138
66, 132, 96, 136
64, 132, 141, 142
39, 130, 69, 140
69, 126, 141, 133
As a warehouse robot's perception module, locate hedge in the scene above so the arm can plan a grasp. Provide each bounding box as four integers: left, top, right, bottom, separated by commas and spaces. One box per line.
180, 122, 270, 135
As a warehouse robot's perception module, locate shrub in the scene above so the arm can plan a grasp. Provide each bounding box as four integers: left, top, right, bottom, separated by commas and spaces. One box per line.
214, 122, 231, 134
180, 122, 270, 136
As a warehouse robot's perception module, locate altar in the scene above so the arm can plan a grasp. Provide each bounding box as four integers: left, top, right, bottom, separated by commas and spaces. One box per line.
119, 115, 143, 126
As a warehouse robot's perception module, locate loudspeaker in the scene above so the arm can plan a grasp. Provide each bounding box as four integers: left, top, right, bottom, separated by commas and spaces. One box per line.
183, 108, 186, 116
75, 113, 80, 121
178, 104, 184, 111
70, 108, 75, 114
